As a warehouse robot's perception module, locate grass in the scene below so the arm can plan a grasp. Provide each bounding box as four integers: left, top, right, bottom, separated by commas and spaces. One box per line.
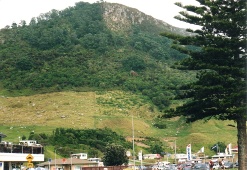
0, 90, 239, 157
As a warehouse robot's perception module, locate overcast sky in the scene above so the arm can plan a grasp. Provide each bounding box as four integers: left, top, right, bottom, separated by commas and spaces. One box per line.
0, 0, 200, 29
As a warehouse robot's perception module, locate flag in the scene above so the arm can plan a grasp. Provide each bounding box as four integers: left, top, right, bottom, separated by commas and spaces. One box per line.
225, 143, 232, 155
211, 143, 218, 151
198, 146, 204, 153
138, 150, 142, 160
186, 144, 192, 161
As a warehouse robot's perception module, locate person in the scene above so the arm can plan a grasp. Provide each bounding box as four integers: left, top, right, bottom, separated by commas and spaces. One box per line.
209, 160, 214, 170
219, 159, 225, 170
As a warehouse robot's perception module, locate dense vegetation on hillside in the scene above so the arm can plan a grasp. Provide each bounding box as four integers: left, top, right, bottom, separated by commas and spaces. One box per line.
0, 1, 197, 111
27, 128, 161, 158
25, 128, 128, 158
25, 125, 232, 161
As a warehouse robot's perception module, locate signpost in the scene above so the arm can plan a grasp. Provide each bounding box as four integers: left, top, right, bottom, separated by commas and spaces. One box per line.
27, 163, 33, 168
26, 154, 34, 168
48, 158, 52, 170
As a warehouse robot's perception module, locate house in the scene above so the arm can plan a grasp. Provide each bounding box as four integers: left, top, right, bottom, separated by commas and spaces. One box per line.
211, 153, 233, 161
87, 158, 104, 166
143, 154, 161, 159
19, 140, 38, 146
37, 158, 98, 170
71, 153, 87, 160
231, 146, 238, 154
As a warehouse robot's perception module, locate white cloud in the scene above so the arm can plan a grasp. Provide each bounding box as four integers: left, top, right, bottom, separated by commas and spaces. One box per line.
0, 0, 200, 29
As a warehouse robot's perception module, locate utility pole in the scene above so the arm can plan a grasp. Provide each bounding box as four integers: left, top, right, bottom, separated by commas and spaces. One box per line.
175, 140, 176, 164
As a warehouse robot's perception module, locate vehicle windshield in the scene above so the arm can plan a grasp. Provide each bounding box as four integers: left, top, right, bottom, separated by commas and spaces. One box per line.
194, 164, 205, 167
225, 162, 232, 165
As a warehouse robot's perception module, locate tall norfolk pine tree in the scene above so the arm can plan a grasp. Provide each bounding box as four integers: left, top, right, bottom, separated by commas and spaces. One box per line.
161, 0, 246, 169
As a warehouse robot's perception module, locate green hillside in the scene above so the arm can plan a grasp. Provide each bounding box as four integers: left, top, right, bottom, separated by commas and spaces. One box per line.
0, 91, 237, 158
0, 1, 195, 108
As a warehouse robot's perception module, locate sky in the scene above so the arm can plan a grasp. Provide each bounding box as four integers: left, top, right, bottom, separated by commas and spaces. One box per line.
0, 0, 200, 29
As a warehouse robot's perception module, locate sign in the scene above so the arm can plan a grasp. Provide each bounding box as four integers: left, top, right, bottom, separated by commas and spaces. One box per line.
48, 158, 52, 162
27, 163, 33, 168
126, 151, 131, 157
26, 154, 34, 162
186, 144, 191, 161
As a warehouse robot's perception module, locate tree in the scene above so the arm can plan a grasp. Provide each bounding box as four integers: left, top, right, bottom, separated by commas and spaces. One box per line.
150, 144, 164, 155
161, 1, 246, 169
121, 55, 146, 72
210, 142, 226, 153
102, 143, 129, 166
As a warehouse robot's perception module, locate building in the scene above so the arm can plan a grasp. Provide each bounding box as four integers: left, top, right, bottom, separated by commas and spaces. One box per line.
37, 158, 98, 170
211, 153, 234, 162
87, 158, 103, 166
71, 153, 87, 160
0, 138, 44, 170
143, 154, 161, 159
19, 140, 40, 146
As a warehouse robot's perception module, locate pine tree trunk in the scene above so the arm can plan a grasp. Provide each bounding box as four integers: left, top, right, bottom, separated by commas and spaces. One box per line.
236, 116, 247, 170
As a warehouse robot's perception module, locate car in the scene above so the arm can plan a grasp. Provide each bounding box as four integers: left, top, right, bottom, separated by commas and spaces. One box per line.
138, 166, 147, 170
223, 162, 234, 169
166, 164, 176, 170
183, 163, 192, 170
233, 162, 238, 168
212, 163, 219, 170
192, 163, 209, 170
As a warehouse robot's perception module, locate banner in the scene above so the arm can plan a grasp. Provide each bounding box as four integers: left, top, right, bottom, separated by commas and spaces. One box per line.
186, 144, 192, 161
225, 143, 232, 155
197, 146, 204, 153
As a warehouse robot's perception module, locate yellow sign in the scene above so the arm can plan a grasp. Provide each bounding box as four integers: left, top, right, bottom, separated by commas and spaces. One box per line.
26, 154, 34, 162
27, 163, 33, 168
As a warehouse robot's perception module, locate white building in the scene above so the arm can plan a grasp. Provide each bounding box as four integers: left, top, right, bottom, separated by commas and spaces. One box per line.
143, 154, 161, 159
211, 153, 233, 160
0, 140, 44, 170
19, 140, 39, 146
71, 153, 87, 160
87, 158, 103, 166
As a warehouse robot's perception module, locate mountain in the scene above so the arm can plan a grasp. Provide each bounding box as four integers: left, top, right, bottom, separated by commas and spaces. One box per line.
0, 1, 237, 158
102, 2, 192, 36
0, 1, 196, 108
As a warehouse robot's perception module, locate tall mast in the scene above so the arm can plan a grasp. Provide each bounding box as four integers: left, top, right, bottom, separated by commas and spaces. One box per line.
132, 115, 135, 169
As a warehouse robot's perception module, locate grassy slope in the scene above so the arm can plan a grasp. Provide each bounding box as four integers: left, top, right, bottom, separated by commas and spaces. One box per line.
0, 91, 237, 156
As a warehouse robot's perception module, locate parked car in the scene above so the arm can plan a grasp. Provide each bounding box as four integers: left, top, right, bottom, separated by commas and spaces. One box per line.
166, 164, 176, 170
223, 162, 234, 169
193, 163, 209, 170
183, 163, 193, 170
233, 162, 238, 168
213, 163, 219, 170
